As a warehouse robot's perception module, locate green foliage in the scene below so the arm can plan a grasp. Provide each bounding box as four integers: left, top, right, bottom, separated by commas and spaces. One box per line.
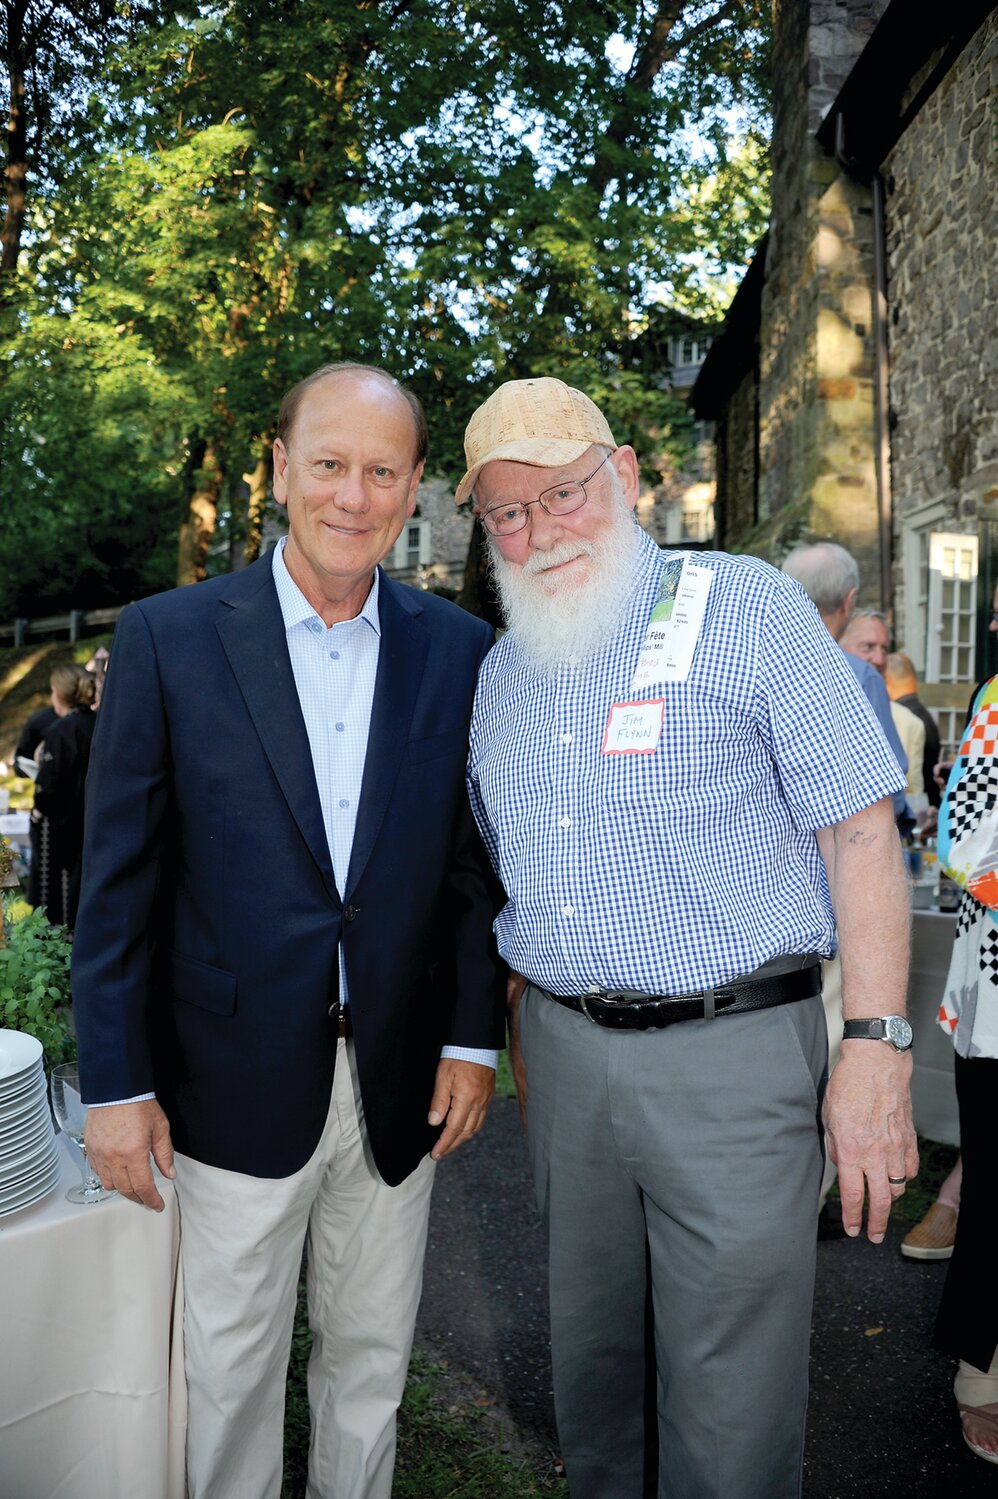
0, 900, 76, 1068
3, 1, 773, 615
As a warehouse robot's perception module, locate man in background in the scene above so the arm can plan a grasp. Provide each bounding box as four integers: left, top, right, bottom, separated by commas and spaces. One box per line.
781, 545, 908, 819
841, 606, 890, 676
887, 651, 943, 808
837, 608, 926, 795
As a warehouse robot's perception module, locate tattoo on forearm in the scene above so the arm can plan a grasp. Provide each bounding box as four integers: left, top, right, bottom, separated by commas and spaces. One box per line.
846, 829, 878, 846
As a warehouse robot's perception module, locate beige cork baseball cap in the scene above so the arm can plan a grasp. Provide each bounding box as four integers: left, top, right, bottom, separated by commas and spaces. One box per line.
454, 377, 617, 507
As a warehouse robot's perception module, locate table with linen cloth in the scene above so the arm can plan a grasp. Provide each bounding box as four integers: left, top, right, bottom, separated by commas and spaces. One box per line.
0, 1138, 186, 1499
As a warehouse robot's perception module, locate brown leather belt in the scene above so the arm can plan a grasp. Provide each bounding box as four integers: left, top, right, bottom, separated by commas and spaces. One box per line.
537, 955, 822, 1030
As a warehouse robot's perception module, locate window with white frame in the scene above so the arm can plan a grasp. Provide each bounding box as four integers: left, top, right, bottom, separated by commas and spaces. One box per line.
924, 531, 978, 756
389, 519, 431, 571
926, 532, 978, 684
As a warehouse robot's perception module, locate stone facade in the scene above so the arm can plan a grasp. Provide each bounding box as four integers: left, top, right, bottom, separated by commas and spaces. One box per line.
695, 0, 996, 715
381, 476, 474, 593
884, 18, 998, 649
754, 0, 888, 592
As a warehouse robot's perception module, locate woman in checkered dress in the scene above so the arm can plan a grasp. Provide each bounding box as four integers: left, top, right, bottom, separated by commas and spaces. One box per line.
934, 672, 998, 1463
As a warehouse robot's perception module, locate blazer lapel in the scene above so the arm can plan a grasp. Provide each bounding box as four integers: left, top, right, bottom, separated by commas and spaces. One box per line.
215, 557, 337, 895
346, 572, 429, 894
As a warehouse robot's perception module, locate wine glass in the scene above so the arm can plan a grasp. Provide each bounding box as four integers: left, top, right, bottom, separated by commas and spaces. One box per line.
50, 1063, 114, 1205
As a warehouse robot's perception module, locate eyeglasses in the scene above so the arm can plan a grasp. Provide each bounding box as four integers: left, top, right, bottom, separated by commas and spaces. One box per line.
478, 453, 612, 537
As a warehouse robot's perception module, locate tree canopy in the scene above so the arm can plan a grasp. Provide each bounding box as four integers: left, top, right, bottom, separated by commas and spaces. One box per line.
1, 0, 771, 617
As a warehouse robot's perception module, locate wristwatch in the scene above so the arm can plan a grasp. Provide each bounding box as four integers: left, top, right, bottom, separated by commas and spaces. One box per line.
842, 1015, 913, 1052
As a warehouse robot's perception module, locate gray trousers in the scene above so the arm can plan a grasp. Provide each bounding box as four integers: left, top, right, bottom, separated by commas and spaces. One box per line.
519, 986, 827, 1499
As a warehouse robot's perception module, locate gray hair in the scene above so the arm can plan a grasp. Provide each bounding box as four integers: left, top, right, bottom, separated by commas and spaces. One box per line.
781, 542, 860, 611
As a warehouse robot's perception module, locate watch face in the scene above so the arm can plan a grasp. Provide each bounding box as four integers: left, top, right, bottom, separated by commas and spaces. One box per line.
885, 1015, 913, 1050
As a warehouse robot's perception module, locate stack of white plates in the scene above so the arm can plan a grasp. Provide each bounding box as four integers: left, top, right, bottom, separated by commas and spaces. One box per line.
0, 1030, 61, 1217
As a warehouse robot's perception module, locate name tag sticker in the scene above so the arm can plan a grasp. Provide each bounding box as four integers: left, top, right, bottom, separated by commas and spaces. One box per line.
632, 556, 713, 689
601, 698, 664, 755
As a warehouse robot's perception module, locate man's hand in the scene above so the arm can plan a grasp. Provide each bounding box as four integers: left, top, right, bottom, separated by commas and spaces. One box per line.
427, 1060, 495, 1160
816, 799, 916, 1242
506, 971, 528, 1128
822, 1044, 918, 1243
83, 1099, 175, 1211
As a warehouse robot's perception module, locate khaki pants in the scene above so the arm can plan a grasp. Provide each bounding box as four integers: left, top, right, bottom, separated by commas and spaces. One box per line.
173, 1038, 435, 1499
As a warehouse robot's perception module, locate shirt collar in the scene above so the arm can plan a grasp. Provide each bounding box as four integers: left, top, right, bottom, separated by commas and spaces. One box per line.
271, 536, 382, 637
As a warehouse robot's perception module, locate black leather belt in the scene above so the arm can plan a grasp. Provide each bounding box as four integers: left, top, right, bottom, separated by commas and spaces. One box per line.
537, 956, 822, 1030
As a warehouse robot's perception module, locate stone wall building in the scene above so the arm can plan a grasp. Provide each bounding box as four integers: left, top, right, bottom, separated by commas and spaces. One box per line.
693, 0, 997, 748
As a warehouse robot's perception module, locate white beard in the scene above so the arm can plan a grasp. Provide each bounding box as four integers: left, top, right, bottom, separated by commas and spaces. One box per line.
488, 495, 641, 675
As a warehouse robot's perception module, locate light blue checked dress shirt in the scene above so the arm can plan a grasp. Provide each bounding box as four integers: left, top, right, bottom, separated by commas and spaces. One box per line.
467, 528, 906, 998
274, 540, 495, 1069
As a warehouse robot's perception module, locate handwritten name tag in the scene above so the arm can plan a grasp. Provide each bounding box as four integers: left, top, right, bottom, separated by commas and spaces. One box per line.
601, 698, 664, 755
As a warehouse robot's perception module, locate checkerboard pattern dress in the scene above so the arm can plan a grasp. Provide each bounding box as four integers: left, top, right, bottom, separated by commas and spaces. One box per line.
937, 675, 998, 1058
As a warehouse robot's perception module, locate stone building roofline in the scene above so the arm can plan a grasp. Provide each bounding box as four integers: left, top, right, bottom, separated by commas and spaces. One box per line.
689, 0, 994, 421
688, 235, 767, 421
815, 0, 996, 177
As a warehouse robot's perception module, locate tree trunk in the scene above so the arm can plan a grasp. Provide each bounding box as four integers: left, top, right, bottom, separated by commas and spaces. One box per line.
1, 54, 27, 280
456, 518, 504, 628
241, 441, 273, 568
177, 439, 224, 584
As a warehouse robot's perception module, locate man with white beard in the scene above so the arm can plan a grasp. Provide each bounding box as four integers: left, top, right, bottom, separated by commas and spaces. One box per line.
459, 377, 918, 1499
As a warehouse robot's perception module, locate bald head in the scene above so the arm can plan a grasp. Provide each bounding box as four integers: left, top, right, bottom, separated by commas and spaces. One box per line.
885, 652, 918, 700
276, 362, 428, 466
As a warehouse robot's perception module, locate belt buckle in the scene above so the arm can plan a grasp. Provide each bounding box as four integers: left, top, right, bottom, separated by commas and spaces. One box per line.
579, 986, 604, 1024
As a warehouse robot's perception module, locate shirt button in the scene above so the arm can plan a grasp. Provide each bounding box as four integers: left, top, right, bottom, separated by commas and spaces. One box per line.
562, 903, 575, 918
560, 816, 571, 829
335, 722, 344, 732
329, 650, 340, 660
309, 620, 321, 633
561, 731, 573, 745
338, 798, 349, 809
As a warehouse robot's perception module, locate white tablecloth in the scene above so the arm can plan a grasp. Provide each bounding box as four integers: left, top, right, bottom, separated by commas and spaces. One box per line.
0, 1138, 186, 1499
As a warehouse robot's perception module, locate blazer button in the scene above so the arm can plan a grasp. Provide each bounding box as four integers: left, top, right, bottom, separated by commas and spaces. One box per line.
327, 1003, 338, 1018
344, 905, 358, 922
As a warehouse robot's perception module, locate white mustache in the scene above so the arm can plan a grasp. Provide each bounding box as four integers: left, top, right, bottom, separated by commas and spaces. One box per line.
521, 541, 594, 578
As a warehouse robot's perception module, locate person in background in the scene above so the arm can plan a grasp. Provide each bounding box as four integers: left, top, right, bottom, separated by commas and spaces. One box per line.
780, 546, 908, 823
931, 658, 998, 1464
839, 611, 928, 797
888, 694, 926, 797
464, 379, 916, 1499
840, 606, 890, 676
886, 652, 943, 809
27, 664, 98, 929
13, 701, 57, 775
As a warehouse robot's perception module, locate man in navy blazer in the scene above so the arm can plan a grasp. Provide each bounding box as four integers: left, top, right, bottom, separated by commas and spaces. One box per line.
73, 363, 505, 1499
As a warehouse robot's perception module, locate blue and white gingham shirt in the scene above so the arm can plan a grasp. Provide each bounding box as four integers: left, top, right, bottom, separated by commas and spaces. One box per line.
274, 541, 495, 1068
467, 528, 906, 997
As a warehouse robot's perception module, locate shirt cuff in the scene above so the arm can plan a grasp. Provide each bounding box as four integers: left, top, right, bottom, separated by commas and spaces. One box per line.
440, 1046, 498, 1070
87, 1093, 157, 1107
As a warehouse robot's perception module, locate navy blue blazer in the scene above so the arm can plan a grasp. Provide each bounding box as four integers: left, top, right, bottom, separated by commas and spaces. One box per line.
72, 554, 505, 1184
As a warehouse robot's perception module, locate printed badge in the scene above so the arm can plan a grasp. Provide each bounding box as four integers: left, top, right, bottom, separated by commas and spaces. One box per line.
631, 554, 712, 690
